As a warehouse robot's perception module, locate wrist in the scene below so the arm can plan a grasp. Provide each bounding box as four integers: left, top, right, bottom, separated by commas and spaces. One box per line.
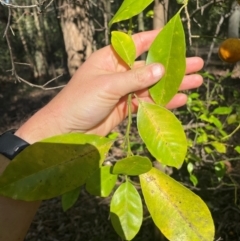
15, 104, 65, 144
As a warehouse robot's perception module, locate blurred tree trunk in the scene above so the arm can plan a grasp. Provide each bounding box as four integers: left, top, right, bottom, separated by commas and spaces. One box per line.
14, 3, 50, 81
153, 0, 169, 29
228, 1, 240, 78
138, 12, 146, 60
103, 0, 111, 45
32, 7, 49, 79
57, 0, 95, 76
228, 1, 240, 38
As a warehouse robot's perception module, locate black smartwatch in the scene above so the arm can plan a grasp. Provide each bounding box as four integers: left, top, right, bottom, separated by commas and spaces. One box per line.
0, 129, 30, 160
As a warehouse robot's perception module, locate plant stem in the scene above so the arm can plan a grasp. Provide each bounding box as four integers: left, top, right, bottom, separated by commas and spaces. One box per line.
124, 93, 133, 157
221, 123, 240, 140
128, 18, 133, 35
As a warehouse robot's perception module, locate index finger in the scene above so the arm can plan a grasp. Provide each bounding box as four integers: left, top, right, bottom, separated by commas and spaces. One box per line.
132, 30, 160, 57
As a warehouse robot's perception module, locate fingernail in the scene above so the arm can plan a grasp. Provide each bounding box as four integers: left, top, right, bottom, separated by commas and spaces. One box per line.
152, 64, 164, 78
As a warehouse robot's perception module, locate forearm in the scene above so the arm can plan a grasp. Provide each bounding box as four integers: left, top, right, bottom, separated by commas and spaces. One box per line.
0, 155, 41, 241
0, 105, 60, 241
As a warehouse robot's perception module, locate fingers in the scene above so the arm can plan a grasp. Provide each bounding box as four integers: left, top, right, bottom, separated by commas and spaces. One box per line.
186, 57, 204, 74
132, 30, 160, 57
106, 63, 164, 97
134, 57, 204, 75
132, 32, 204, 74
179, 74, 203, 91
165, 94, 188, 109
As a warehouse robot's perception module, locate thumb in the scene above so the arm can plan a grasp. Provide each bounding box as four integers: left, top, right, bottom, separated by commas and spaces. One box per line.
108, 63, 164, 97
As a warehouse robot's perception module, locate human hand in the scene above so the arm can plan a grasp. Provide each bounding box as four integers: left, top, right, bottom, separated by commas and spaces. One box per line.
16, 30, 204, 143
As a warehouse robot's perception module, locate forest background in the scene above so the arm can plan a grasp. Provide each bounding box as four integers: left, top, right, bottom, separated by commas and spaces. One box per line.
1, 0, 240, 240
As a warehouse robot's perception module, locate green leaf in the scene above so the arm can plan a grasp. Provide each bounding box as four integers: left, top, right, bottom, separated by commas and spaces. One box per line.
61, 186, 81, 212
111, 156, 152, 175
107, 132, 119, 140
140, 168, 215, 241
187, 162, 194, 173
85, 166, 117, 197
234, 145, 240, 154
210, 141, 226, 153
137, 101, 187, 168
189, 174, 198, 187
199, 114, 222, 129
109, 0, 153, 27
214, 162, 226, 180
227, 114, 237, 124
204, 146, 213, 154
110, 181, 143, 240
196, 130, 208, 144
147, 12, 186, 105
187, 163, 198, 186
0, 133, 113, 201
212, 106, 233, 115
111, 31, 136, 68
176, 0, 185, 4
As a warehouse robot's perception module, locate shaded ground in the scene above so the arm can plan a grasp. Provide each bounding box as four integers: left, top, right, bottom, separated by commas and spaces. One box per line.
1, 75, 240, 241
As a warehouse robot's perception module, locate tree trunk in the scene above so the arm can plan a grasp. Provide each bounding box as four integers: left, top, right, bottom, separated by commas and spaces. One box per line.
57, 0, 95, 76
153, 0, 169, 29
228, 1, 240, 38
228, 1, 240, 78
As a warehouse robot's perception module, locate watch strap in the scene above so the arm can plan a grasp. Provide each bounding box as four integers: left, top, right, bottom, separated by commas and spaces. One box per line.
0, 129, 30, 160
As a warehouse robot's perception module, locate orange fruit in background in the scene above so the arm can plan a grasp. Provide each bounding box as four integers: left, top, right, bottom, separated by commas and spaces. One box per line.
218, 38, 240, 63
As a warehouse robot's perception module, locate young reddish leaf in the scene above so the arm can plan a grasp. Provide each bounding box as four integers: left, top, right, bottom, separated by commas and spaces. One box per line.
85, 166, 117, 197
110, 181, 143, 240
111, 156, 152, 175
147, 12, 186, 105
0, 133, 113, 201
61, 186, 81, 212
137, 101, 187, 168
140, 168, 215, 241
111, 31, 136, 68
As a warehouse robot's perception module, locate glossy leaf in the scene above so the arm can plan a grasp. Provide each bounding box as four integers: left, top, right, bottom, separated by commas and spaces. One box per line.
140, 168, 215, 241
61, 186, 81, 212
109, 0, 153, 27
137, 101, 187, 168
0, 133, 113, 201
110, 181, 143, 240
111, 155, 152, 175
111, 31, 136, 68
85, 166, 117, 197
147, 12, 186, 105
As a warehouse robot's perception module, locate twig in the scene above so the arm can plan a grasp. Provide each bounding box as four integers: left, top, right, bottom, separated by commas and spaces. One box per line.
3, 5, 65, 90
182, 0, 224, 22
0, 0, 39, 9
3, 5, 11, 38
16, 74, 66, 90
183, 123, 206, 130
44, 0, 55, 10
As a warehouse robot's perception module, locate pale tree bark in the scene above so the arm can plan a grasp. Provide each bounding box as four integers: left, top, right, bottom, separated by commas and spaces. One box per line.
57, 0, 95, 76
32, 7, 49, 78
13, 1, 50, 80
228, 1, 240, 78
153, 0, 169, 29
228, 0, 240, 38
102, 0, 111, 45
